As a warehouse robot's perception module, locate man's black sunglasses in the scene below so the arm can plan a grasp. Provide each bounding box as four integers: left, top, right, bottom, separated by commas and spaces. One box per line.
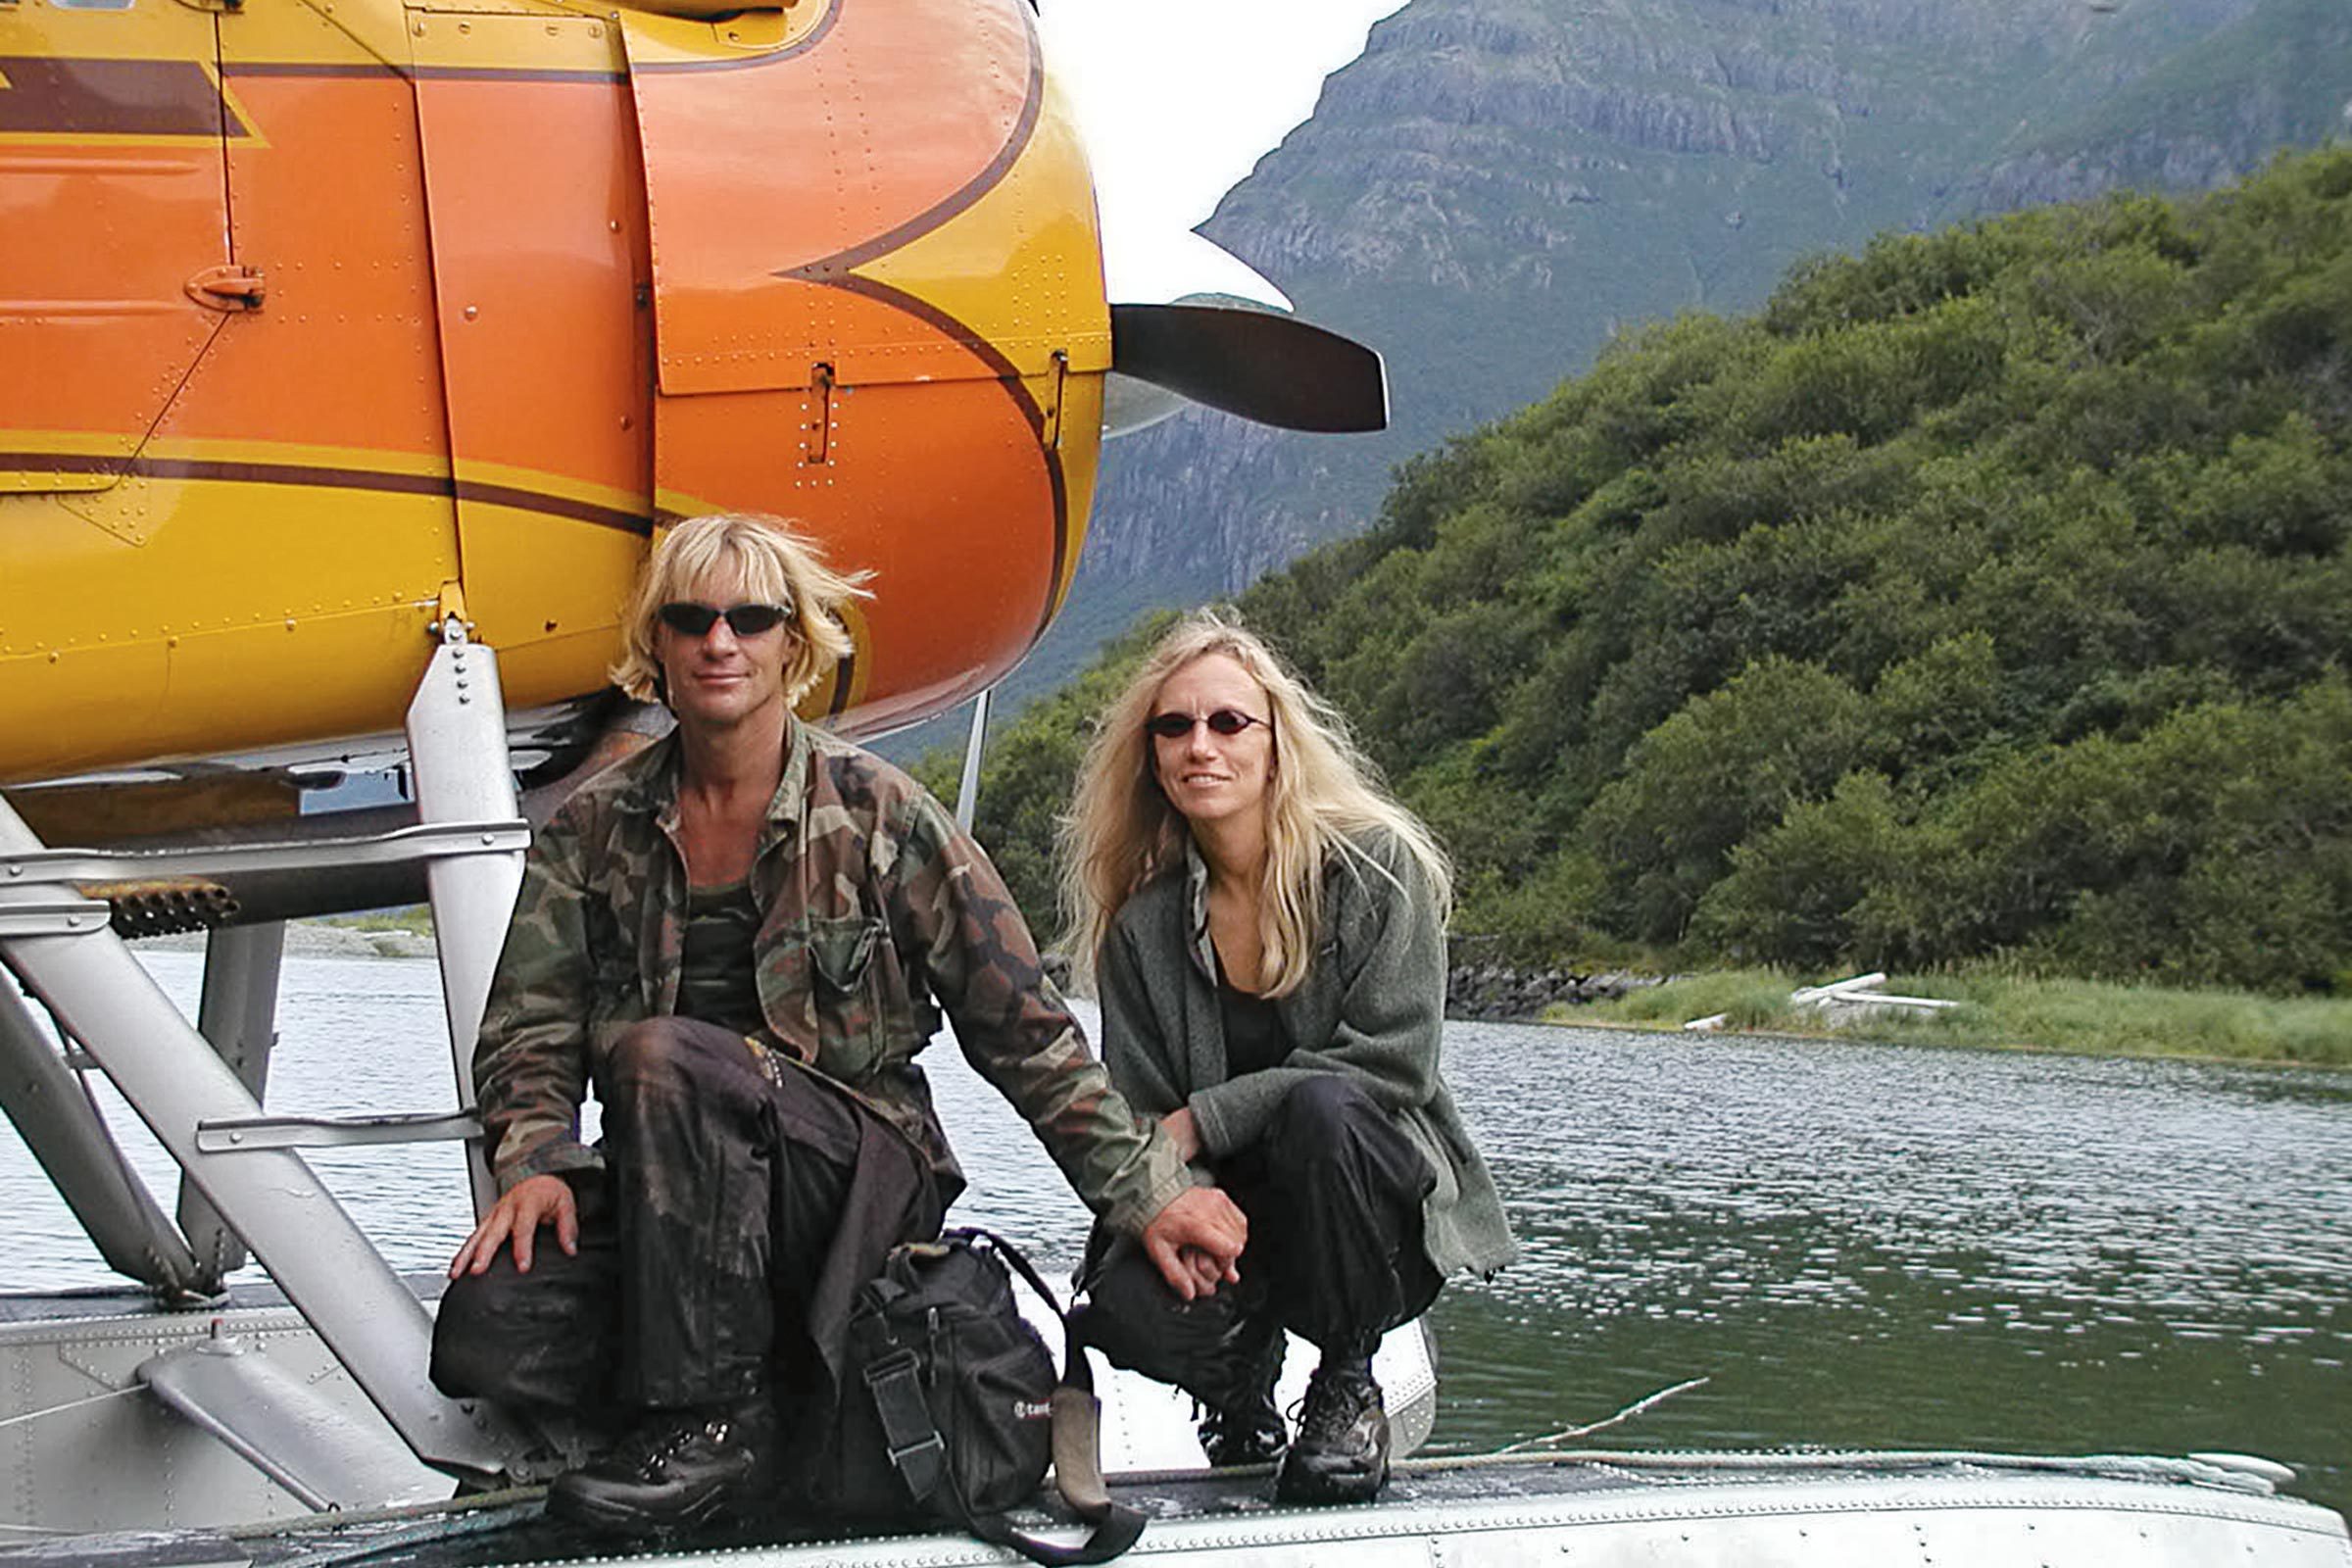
658, 602, 791, 638
1144, 709, 1268, 740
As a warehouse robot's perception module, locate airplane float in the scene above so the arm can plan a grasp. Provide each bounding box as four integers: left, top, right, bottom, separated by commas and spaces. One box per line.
2, 0, 2346, 1559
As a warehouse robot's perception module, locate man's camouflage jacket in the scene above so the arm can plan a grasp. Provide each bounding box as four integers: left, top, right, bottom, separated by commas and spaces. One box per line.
471, 718, 1191, 1236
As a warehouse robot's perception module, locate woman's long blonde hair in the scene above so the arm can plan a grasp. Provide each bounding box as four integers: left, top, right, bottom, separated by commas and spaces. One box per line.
1059, 611, 1450, 998
611, 513, 871, 707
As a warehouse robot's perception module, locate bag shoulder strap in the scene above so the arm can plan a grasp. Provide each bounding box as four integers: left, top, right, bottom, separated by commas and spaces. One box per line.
862, 1348, 949, 1504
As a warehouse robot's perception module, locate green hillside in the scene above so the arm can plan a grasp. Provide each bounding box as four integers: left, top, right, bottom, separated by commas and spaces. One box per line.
938, 149, 2352, 995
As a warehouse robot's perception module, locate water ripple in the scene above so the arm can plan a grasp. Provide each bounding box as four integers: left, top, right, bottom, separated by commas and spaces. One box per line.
3, 966, 2344, 1512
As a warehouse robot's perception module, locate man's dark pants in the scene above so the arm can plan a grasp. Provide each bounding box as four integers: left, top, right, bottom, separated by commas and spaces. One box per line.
432, 1017, 937, 1418
1072, 1075, 1442, 1404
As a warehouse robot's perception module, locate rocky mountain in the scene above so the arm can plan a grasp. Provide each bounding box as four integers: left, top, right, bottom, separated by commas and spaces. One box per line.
1017, 0, 2350, 704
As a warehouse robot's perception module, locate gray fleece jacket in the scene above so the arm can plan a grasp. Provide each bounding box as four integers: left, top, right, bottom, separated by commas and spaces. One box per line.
1095, 830, 1517, 1279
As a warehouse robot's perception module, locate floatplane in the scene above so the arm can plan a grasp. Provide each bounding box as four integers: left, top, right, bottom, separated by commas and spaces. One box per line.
1, 0, 2345, 1559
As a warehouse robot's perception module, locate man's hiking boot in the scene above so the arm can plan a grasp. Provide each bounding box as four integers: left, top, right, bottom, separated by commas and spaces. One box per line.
1276, 1362, 1389, 1504
549, 1396, 774, 1532
1197, 1316, 1287, 1466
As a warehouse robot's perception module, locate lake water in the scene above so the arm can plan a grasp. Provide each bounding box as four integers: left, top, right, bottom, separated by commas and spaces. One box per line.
4, 952, 2347, 1514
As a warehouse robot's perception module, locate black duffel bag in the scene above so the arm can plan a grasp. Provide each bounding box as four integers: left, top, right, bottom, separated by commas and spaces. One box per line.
824, 1228, 1144, 1566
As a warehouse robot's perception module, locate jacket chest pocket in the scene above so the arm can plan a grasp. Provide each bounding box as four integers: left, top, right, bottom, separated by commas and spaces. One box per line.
807, 913, 890, 1083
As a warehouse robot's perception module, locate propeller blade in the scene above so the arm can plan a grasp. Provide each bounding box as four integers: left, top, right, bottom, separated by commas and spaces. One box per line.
1109, 303, 1389, 434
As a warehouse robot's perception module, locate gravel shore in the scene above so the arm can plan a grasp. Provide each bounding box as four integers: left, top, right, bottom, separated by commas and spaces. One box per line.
134, 922, 437, 960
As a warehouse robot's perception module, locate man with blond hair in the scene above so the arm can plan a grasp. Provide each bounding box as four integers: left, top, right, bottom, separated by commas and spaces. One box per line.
431, 514, 1246, 1532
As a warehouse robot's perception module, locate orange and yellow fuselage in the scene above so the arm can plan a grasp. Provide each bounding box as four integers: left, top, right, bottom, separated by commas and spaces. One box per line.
0, 0, 1109, 787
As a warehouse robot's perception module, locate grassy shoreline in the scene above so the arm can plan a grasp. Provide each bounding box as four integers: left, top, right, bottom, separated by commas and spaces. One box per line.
320, 906, 435, 936
1550, 968, 2352, 1069
287, 911, 2351, 1068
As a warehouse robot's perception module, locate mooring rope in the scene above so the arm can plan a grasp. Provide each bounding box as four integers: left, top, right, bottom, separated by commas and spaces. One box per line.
1494, 1375, 1712, 1452
255, 1501, 547, 1568
220, 1485, 548, 1539
0, 1384, 143, 1432
1434, 1445, 2281, 1496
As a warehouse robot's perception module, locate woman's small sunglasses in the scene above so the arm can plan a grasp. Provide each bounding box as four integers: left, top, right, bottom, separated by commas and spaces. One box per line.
658, 602, 790, 638
1145, 709, 1268, 740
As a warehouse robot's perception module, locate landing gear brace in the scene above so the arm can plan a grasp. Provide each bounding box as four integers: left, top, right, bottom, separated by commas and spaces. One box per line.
0, 622, 535, 1492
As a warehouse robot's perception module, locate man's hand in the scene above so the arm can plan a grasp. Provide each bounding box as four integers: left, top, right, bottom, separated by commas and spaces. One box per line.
1141, 1185, 1247, 1301
449, 1172, 577, 1278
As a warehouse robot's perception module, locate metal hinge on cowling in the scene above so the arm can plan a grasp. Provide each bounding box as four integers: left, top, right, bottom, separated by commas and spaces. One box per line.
185, 265, 266, 312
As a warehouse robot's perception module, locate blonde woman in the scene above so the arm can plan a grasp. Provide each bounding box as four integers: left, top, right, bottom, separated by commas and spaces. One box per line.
1061, 612, 1514, 1504
432, 515, 1244, 1533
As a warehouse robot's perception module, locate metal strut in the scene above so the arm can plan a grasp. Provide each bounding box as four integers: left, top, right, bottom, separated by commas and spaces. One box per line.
954, 687, 993, 833
179, 920, 285, 1283
405, 614, 526, 1219
0, 978, 209, 1296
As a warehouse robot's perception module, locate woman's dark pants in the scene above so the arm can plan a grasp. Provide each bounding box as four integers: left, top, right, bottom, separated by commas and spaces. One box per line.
430, 1017, 936, 1417
1073, 1075, 1442, 1402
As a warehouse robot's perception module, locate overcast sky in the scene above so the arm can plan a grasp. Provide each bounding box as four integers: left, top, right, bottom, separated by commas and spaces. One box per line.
1037, 0, 1410, 304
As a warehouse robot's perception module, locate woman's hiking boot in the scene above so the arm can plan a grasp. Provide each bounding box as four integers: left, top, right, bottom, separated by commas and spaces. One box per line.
1275, 1360, 1389, 1504
1198, 1392, 1289, 1467
549, 1396, 775, 1532
1196, 1318, 1288, 1466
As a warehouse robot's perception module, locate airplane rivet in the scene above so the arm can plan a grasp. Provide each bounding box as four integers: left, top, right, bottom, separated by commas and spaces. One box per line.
458, 20, 468, 31
481, 833, 496, 847
229, 1131, 244, 1145
464, 305, 478, 320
